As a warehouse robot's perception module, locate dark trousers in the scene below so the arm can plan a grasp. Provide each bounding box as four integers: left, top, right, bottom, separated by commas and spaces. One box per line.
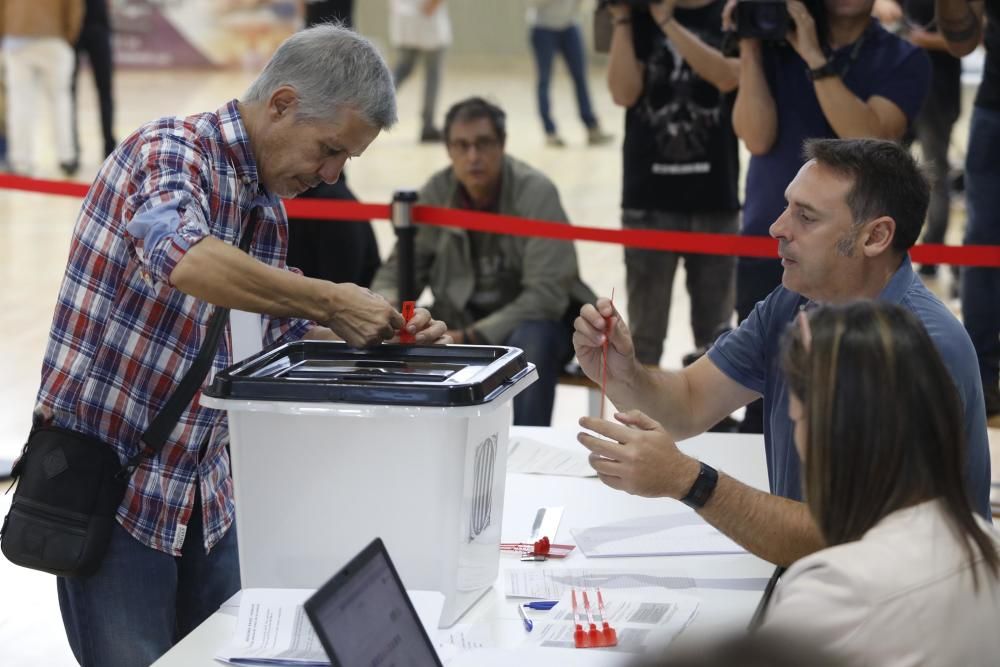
962, 105, 1000, 416
57, 489, 240, 667
508, 319, 574, 426
529, 24, 597, 135
623, 208, 739, 365
73, 23, 116, 158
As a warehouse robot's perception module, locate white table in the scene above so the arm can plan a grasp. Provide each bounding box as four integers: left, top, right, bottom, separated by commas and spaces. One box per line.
154, 427, 773, 666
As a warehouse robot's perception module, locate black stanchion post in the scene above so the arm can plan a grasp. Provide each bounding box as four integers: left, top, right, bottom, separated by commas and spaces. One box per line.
391, 190, 419, 302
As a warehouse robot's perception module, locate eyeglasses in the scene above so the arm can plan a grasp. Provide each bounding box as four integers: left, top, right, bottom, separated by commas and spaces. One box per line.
447, 136, 501, 154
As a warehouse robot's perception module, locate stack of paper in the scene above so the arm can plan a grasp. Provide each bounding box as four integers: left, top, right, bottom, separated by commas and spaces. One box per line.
572, 512, 746, 557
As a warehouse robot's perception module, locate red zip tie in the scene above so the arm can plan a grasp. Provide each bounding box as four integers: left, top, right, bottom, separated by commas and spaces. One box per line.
600, 289, 614, 421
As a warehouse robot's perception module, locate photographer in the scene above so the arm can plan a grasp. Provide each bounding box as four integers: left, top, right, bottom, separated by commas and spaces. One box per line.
727, 0, 929, 431
605, 0, 742, 367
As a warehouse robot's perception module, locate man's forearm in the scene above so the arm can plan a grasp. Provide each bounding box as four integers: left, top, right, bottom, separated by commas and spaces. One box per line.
698, 474, 826, 566
607, 366, 704, 440
813, 77, 900, 139
170, 236, 334, 322
936, 0, 984, 56
607, 23, 644, 106
732, 41, 777, 153
660, 19, 740, 91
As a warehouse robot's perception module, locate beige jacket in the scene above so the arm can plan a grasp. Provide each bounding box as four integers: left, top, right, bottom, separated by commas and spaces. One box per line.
762, 500, 1000, 666
0, 0, 84, 44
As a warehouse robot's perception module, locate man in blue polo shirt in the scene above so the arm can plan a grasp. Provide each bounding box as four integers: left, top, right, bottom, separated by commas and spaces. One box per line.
573, 138, 991, 567
730, 0, 930, 432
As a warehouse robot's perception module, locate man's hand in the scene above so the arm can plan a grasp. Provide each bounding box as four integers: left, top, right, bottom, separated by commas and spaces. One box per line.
572, 298, 638, 386
871, 0, 903, 25
785, 0, 826, 68
578, 410, 700, 498
650, 0, 678, 27
606, 1, 632, 20
323, 283, 404, 348
395, 307, 450, 344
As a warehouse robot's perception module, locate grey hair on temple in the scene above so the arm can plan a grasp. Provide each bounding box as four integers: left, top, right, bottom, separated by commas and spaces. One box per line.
243, 23, 397, 129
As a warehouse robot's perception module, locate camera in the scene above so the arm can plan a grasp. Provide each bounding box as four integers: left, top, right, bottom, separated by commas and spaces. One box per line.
594, 0, 665, 53
734, 0, 790, 40
597, 0, 662, 7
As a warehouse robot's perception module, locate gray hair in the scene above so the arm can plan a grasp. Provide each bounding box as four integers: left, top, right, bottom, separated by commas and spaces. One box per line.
243, 23, 397, 129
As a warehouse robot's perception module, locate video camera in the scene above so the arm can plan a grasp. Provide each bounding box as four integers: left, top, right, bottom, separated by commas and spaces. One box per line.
594, 0, 666, 52
732, 0, 827, 42
734, 0, 790, 40
597, 0, 663, 8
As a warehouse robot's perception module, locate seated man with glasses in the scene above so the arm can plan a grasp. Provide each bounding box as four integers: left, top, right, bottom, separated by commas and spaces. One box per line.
373, 96, 594, 425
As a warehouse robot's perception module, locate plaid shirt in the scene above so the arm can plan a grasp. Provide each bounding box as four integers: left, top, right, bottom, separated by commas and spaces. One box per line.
35, 100, 313, 556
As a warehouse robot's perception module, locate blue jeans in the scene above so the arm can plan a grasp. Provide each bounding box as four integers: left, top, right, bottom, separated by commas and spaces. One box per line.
57, 491, 241, 667
961, 105, 1000, 415
529, 25, 598, 135
507, 319, 574, 426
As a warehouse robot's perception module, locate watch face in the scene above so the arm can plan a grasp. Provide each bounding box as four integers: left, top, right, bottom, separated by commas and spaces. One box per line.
810, 63, 837, 80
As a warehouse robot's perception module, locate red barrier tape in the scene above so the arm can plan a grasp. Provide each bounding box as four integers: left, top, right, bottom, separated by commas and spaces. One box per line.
3, 173, 999, 267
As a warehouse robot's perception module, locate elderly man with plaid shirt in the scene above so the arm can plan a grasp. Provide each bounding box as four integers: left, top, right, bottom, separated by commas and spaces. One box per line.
32, 24, 447, 667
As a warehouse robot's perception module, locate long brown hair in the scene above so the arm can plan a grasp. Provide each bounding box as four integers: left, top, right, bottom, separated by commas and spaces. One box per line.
781, 301, 998, 582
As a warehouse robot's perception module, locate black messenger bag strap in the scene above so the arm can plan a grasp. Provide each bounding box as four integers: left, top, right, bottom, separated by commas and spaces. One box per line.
119, 209, 260, 478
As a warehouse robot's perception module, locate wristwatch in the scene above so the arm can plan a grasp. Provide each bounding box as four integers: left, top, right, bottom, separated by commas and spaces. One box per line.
809, 60, 838, 81
680, 461, 719, 509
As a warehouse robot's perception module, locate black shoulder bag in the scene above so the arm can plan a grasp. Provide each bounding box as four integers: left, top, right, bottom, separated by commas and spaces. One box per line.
1, 213, 258, 577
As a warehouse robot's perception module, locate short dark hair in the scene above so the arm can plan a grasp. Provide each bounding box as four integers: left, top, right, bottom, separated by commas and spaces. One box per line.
781, 301, 999, 586
803, 138, 929, 252
443, 97, 506, 145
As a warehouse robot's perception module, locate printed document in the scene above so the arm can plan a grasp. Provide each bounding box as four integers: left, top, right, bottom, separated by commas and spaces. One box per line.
215, 588, 325, 665
526, 588, 699, 654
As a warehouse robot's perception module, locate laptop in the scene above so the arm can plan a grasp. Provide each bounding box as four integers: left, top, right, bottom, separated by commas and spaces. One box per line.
303, 538, 444, 667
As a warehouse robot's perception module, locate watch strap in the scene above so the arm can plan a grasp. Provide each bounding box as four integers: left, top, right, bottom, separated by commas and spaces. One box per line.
809, 60, 838, 81
680, 461, 719, 509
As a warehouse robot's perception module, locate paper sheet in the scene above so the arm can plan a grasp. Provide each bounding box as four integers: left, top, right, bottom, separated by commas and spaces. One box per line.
215, 589, 451, 666
571, 511, 746, 557
504, 568, 771, 599
527, 588, 699, 654
507, 437, 596, 477
215, 588, 326, 666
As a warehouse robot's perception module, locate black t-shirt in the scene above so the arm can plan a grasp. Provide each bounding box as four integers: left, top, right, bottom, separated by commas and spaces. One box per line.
977, 0, 1000, 110
621, 1, 740, 213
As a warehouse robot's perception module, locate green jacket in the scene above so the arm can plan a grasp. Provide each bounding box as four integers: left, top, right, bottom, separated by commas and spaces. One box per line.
372, 155, 595, 343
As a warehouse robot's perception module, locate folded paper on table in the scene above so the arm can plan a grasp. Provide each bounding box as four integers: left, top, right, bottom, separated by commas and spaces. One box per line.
572, 511, 746, 557
507, 437, 596, 477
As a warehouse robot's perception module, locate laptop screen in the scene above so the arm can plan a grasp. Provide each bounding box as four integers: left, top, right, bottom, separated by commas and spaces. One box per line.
304, 538, 443, 667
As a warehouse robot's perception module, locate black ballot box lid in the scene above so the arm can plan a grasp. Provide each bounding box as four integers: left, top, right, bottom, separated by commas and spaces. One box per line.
203, 341, 532, 407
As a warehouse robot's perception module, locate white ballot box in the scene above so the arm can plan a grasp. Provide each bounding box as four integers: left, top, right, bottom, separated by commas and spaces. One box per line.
201, 341, 536, 627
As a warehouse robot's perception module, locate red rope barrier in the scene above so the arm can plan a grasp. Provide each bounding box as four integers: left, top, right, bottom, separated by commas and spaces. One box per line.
3, 173, 999, 267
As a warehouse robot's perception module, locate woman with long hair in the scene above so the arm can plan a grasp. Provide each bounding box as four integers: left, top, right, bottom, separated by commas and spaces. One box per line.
759, 300, 1000, 664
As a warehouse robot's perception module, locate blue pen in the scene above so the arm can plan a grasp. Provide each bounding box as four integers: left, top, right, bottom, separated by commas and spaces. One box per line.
523, 600, 559, 611
516, 603, 534, 632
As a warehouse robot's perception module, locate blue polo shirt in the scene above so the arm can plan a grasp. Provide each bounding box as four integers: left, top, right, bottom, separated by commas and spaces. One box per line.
707, 257, 992, 518
742, 22, 930, 237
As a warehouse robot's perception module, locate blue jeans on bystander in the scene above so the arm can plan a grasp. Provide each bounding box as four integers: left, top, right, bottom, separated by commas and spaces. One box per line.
57, 489, 240, 667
